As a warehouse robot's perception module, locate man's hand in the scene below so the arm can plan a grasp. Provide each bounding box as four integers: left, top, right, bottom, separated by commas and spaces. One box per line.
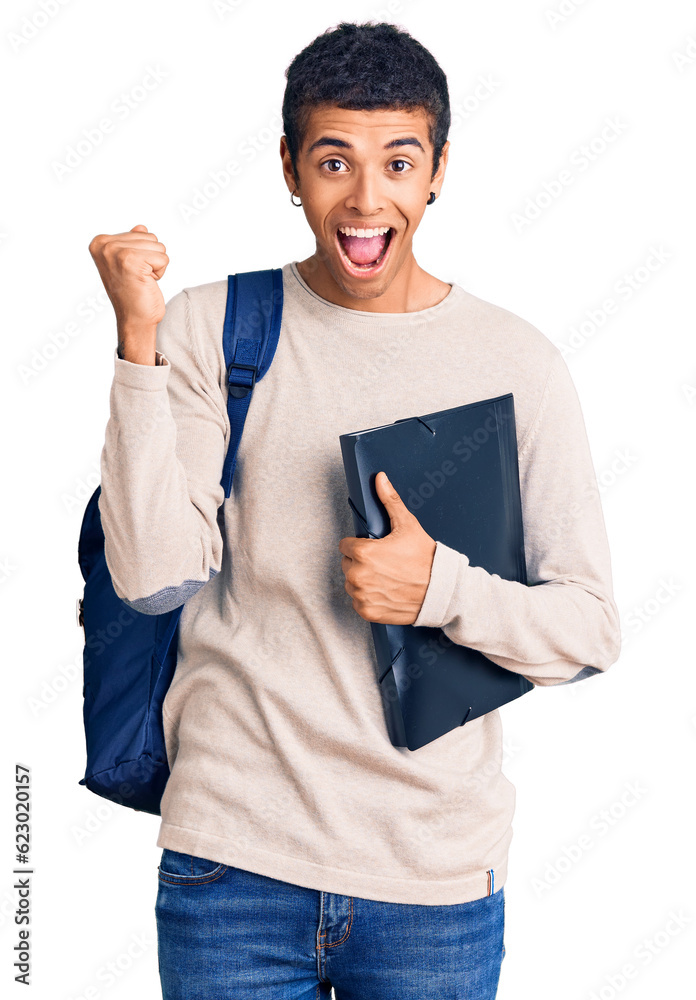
339, 471, 437, 625
88, 224, 169, 365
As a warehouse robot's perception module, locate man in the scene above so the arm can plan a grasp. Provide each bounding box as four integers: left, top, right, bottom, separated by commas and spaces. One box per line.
89, 20, 621, 1000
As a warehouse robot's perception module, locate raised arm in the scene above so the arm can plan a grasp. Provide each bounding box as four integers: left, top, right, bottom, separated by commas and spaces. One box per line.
89, 225, 228, 614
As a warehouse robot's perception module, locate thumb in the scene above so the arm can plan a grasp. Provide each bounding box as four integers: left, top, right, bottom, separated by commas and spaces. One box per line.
130, 224, 149, 233
375, 471, 410, 532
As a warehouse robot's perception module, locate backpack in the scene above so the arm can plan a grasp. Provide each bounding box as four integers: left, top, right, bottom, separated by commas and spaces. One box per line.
76, 268, 283, 816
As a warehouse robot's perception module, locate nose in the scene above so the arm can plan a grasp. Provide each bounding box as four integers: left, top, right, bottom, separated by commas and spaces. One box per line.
344, 167, 385, 218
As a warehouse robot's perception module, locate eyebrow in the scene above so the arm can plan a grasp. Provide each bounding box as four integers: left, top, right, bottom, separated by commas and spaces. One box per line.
306, 136, 425, 155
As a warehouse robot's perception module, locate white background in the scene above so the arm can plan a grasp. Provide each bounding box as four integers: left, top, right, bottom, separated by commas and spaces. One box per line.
2, 0, 695, 997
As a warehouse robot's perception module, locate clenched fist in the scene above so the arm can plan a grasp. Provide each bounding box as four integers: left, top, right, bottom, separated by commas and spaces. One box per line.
88, 224, 169, 365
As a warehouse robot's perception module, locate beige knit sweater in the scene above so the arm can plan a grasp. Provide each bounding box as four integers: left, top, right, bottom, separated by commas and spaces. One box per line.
97, 260, 621, 904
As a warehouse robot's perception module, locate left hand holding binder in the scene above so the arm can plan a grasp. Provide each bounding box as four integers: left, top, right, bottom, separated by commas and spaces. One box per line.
338, 470, 437, 626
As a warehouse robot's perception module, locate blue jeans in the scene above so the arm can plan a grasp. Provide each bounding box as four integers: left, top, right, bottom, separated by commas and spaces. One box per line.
155, 848, 506, 998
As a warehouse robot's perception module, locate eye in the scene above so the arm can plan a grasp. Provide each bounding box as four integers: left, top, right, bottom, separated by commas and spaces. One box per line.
390, 159, 412, 173
321, 159, 346, 173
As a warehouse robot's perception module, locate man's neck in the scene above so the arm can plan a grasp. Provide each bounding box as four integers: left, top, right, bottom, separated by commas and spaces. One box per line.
295, 254, 451, 313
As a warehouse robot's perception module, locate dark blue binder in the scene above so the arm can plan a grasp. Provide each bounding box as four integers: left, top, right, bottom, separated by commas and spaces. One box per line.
339, 392, 534, 751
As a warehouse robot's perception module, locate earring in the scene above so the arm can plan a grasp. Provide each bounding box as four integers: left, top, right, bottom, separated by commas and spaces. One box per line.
291, 190, 302, 207
427, 191, 436, 205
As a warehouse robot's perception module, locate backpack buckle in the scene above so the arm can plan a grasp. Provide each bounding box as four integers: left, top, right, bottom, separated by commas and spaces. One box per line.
226, 361, 258, 399
76, 597, 86, 642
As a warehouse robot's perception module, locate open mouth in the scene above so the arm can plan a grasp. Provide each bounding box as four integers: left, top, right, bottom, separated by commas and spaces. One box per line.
336, 227, 394, 276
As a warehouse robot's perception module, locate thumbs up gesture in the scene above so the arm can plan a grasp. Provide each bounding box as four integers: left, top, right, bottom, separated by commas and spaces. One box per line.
338, 471, 437, 625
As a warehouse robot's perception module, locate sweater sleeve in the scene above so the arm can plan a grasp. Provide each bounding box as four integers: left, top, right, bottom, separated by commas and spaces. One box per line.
412, 351, 621, 687
97, 289, 229, 615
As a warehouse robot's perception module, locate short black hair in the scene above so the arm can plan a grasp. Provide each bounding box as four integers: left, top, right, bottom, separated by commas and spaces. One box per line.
282, 21, 451, 185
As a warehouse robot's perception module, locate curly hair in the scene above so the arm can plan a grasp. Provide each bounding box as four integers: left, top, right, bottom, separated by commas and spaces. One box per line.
282, 21, 451, 185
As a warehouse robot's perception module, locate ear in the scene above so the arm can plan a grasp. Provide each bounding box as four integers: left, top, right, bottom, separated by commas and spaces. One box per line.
432, 139, 450, 195
279, 135, 299, 194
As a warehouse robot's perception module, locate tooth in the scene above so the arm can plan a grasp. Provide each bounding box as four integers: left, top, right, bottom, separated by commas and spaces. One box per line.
338, 226, 392, 237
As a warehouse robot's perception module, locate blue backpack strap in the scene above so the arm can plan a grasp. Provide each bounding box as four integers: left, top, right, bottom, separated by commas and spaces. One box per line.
220, 268, 283, 498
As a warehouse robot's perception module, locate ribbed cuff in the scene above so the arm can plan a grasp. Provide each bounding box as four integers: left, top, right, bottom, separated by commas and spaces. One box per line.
412, 540, 468, 629
113, 346, 171, 389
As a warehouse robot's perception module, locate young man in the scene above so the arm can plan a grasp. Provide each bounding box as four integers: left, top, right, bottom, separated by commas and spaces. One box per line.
89, 20, 621, 1000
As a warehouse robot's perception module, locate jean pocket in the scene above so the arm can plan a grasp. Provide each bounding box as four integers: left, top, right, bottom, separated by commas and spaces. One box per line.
158, 848, 227, 885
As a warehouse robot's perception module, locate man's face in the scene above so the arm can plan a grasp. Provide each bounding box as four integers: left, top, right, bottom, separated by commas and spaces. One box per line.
280, 105, 449, 305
